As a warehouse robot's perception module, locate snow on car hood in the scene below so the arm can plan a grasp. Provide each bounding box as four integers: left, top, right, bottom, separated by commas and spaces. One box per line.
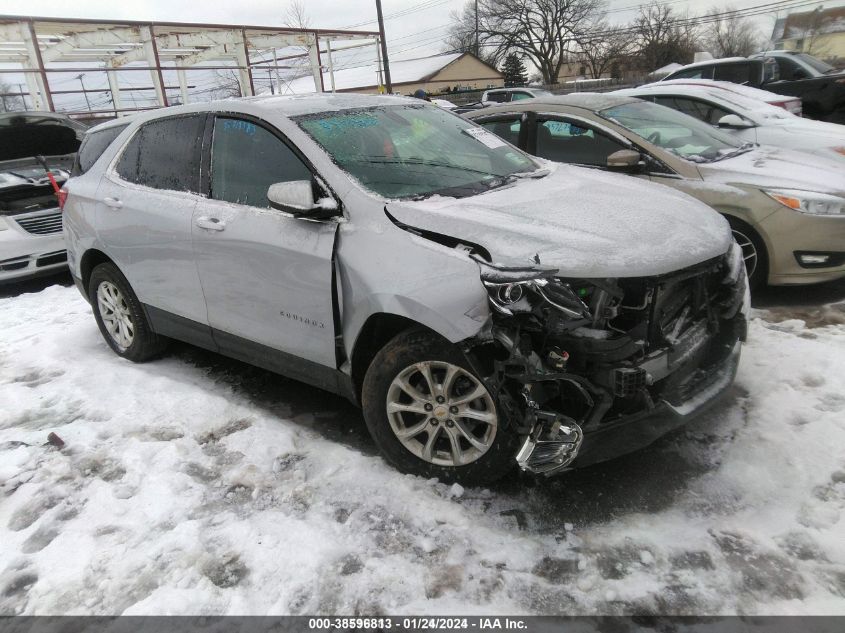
387, 164, 731, 278
699, 146, 845, 195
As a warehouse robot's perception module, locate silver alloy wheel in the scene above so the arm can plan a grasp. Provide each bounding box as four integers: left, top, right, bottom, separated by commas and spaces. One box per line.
96, 281, 134, 351
731, 229, 758, 279
386, 361, 497, 467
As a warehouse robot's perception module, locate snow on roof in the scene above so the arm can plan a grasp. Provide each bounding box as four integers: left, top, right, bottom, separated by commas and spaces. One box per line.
277, 52, 465, 95
649, 62, 683, 75
673, 56, 748, 71
628, 79, 799, 106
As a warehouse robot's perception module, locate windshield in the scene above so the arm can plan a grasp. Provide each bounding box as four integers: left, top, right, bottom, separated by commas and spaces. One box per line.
600, 100, 747, 163
791, 53, 834, 74
294, 103, 538, 199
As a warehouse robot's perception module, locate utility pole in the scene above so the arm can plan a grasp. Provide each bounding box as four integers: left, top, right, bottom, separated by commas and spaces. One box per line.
475, 0, 479, 57
76, 74, 91, 111
375, 0, 392, 93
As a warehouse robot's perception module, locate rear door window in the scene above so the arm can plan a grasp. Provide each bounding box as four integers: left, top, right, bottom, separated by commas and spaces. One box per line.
210, 117, 312, 208
653, 96, 731, 125
115, 115, 204, 193
73, 124, 128, 176
485, 91, 508, 103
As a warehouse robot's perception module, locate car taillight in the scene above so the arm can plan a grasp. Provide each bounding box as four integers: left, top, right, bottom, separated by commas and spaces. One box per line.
57, 187, 68, 211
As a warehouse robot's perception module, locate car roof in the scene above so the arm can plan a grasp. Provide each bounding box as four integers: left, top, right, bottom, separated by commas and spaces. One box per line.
85, 92, 419, 134
617, 79, 794, 104
671, 56, 750, 71
465, 92, 640, 116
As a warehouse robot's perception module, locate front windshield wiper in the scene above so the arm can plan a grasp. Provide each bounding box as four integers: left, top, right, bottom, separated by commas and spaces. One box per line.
710, 141, 756, 162
365, 157, 501, 180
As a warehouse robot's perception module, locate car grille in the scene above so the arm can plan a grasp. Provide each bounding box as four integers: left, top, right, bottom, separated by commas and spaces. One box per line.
15, 211, 63, 235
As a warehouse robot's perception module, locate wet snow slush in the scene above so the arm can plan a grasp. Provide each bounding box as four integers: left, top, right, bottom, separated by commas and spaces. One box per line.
1, 281, 844, 615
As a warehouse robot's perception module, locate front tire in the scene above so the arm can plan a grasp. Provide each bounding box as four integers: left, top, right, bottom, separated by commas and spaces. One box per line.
361, 328, 520, 485
726, 217, 768, 290
88, 263, 167, 362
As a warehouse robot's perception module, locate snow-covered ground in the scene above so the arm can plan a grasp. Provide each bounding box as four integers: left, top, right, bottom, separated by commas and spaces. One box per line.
1, 280, 844, 615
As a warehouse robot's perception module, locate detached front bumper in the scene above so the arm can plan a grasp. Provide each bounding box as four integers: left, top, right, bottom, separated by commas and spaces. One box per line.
572, 341, 741, 468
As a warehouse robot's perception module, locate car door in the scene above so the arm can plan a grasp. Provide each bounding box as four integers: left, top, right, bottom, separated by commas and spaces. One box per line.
95, 114, 208, 325
192, 114, 338, 370
530, 115, 635, 169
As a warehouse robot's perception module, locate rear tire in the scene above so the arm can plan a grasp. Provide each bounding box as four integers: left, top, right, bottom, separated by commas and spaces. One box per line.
88, 263, 167, 362
361, 328, 521, 485
726, 217, 768, 290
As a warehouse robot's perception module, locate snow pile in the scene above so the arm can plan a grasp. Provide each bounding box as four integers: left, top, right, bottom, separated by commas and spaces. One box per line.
1, 285, 845, 615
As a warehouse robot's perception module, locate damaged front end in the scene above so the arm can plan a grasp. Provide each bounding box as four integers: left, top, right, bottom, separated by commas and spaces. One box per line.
463, 244, 748, 477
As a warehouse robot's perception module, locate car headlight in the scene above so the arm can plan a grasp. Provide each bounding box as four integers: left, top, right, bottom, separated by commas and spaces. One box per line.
763, 188, 845, 215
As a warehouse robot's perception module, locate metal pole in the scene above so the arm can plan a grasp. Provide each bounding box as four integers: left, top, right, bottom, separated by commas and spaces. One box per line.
267, 69, 275, 94
475, 0, 479, 57
375, 0, 392, 93
326, 39, 336, 93
272, 48, 281, 95
77, 74, 91, 111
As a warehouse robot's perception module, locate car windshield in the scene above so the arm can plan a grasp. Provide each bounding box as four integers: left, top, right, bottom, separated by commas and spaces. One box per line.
294, 103, 539, 199
599, 100, 749, 163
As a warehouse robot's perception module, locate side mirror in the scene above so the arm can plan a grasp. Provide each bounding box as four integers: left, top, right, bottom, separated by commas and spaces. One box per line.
606, 149, 643, 172
267, 180, 339, 219
717, 114, 754, 129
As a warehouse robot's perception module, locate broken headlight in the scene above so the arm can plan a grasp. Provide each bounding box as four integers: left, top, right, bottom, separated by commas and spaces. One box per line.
473, 257, 590, 319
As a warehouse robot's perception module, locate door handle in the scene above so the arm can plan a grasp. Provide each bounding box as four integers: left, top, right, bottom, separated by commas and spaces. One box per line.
195, 216, 226, 231
103, 197, 123, 209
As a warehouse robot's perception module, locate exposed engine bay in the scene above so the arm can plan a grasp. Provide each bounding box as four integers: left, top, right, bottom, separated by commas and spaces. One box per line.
461, 244, 748, 476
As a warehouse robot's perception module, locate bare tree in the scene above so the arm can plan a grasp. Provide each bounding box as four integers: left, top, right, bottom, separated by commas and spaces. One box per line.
283, 0, 311, 29
0, 82, 25, 112
211, 69, 242, 99
447, 0, 604, 84
703, 5, 762, 57
632, 2, 700, 72
577, 22, 633, 79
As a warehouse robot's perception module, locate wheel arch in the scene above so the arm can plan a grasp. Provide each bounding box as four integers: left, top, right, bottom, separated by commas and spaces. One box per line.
349, 312, 444, 404
79, 248, 117, 292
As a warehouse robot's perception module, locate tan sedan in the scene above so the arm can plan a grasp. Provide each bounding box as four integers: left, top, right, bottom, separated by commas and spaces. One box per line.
466, 93, 845, 287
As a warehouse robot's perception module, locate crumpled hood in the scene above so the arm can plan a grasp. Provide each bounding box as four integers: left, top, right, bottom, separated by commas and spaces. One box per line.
387, 164, 731, 278
699, 146, 845, 195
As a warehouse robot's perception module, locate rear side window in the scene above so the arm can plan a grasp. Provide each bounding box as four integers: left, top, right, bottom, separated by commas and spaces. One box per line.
714, 63, 752, 83
210, 117, 311, 207
73, 124, 128, 176
115, 115, 204, 193
485, 92, 508, 103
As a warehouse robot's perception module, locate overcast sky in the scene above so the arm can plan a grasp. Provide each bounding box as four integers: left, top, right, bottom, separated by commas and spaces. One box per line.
3, 0, 836, 62
2, 0, 840, 111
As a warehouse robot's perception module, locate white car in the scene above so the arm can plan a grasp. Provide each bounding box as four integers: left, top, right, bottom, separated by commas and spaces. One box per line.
634, 79, 802, 115
615, 82, 845, 164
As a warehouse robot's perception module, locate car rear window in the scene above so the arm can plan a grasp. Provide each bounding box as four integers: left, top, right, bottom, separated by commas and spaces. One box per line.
73, 123, 129, 176
115, 115, 204, 193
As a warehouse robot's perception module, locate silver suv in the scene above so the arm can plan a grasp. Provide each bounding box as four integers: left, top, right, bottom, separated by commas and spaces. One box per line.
64, 94, 749, 484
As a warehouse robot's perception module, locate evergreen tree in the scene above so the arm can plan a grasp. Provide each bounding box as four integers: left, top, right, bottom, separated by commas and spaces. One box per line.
501, 53, 527, 87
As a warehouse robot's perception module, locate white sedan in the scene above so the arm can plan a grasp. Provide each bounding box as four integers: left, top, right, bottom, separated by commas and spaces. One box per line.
615, 80, 845, 164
